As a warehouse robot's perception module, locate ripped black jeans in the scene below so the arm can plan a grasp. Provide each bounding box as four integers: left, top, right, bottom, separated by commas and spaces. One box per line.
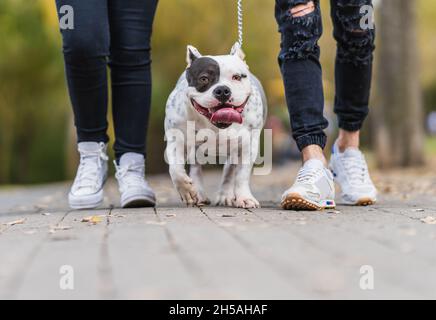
275, 0, 375, 150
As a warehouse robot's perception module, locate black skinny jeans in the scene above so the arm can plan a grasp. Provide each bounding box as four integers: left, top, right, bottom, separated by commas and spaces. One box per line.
275, 0, 375, 151
56, 0, 158, 160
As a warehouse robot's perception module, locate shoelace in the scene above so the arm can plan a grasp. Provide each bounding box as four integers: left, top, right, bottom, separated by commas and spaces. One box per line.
342, 153, 369, 185
296, 166, 323, 185
75, 146, 108, 190
114, 161, 148, 189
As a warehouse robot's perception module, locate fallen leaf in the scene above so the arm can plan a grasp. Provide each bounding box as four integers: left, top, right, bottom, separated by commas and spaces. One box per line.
4, 218, 26, 226
81, 215, 104, 224
421, 216, 436, 225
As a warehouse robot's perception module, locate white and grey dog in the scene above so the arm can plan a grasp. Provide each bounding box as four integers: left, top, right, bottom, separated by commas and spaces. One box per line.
165, 43, 267, 208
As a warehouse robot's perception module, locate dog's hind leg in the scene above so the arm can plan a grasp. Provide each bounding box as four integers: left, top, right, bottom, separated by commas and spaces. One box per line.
215, 162, 237, 207
189, 165, 210, 206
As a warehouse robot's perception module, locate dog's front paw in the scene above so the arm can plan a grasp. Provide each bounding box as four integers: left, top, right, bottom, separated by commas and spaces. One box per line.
215, 191, 236, 207
233, 194, 260, 209
196, 191, 211, 207
174, 175, 199, 206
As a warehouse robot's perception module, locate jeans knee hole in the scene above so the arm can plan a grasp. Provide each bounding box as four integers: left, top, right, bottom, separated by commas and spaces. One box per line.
289, 1, 315, 18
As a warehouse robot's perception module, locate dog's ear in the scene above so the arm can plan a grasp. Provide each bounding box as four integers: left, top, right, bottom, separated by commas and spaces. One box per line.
186, 45, 202, 67
230, 42, 246, 61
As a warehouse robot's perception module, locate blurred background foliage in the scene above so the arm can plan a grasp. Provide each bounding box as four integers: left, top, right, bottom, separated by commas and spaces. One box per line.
0, 0, 435, 184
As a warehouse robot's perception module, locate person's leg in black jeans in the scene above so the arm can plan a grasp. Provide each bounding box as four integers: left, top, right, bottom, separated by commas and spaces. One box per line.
276, 0, 336, 211
56, 0, 158, 209
56, 0, 158, 160
328, 0, 377, 206
331, 0, 375, 150
275, 0, 328, 157
56, 0, 110, 144
108, 0, 158, 160
276, 0, 377, 210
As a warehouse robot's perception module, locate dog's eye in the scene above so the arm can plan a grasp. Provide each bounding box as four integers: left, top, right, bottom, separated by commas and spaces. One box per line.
199, 76, 209, 84
232, 74, 242, 81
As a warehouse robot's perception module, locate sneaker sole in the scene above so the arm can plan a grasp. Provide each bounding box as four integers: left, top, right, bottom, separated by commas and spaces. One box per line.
69, 193, 104, 210
122, 195, 156, 209
355, 197, 376, 206
281, 193, 336, 211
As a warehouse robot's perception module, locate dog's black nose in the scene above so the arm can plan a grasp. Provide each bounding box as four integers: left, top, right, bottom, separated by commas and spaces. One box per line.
213, 86, 232, 103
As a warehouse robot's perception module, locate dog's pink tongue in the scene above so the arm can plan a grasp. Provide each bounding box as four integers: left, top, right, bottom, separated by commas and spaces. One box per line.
210, 108, 242, 125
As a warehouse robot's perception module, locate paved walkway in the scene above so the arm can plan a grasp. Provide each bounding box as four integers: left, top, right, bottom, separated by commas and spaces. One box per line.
1, 162, 436, 299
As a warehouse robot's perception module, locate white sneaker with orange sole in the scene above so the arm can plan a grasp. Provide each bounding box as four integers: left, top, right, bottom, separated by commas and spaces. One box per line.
329, 142, 377, 206
281, 159, 336, 211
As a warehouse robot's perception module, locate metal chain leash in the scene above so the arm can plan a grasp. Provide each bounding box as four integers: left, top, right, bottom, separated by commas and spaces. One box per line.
237, 0, 243, 47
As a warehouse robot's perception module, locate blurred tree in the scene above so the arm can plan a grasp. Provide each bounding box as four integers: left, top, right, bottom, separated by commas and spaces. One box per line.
374, 0, 425, 167
0, 0, 67, 184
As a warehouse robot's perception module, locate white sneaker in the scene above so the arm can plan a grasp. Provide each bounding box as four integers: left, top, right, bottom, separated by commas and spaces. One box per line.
329, 142, 377, 206
281, 159, 336, 210
115, 153, 156, 208
69, 142, 108, 209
